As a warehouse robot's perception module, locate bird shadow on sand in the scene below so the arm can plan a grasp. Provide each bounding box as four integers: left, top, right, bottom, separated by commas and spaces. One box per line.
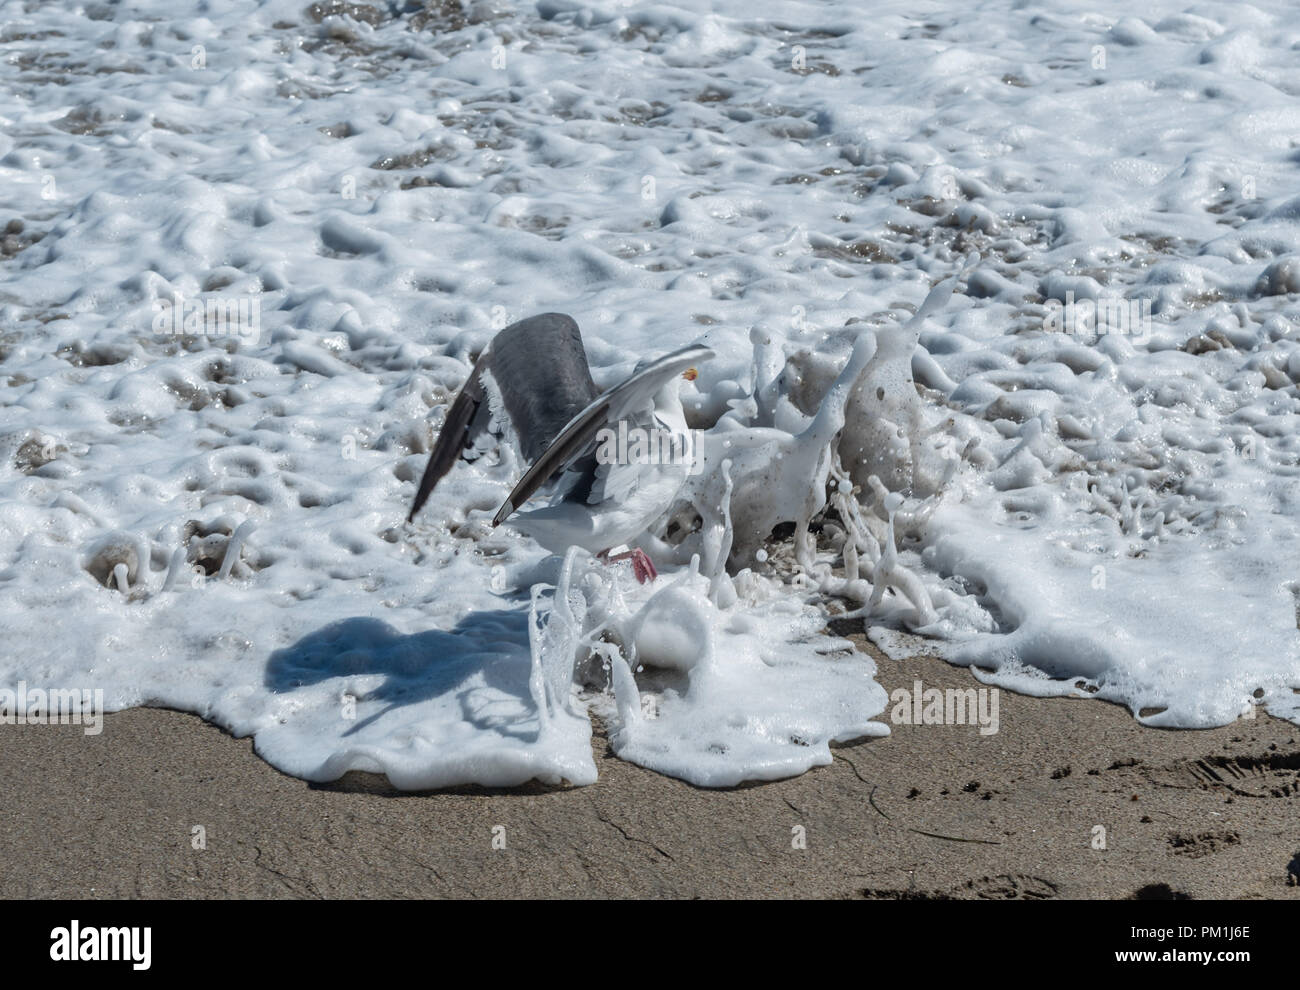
263, 604, 539, 740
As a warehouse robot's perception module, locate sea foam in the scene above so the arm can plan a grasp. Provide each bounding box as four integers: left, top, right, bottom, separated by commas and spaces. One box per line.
2, 0, 1298, 788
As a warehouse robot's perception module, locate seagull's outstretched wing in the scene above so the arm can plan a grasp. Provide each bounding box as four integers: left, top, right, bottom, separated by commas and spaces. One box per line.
489, 313, 598, 462
408, 313, 599, 523
408, 348, 493, 522
493, 344, 714, 526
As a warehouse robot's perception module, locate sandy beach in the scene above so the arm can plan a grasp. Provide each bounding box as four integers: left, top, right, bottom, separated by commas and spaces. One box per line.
4, 638, 1296, 900
6, 1, 1300, 912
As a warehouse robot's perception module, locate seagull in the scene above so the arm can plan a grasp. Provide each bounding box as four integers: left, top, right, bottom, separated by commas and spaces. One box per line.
408, 313, 714, 582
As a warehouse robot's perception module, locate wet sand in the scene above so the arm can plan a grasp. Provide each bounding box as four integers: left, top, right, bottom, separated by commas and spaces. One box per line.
3, 639, 1298, 899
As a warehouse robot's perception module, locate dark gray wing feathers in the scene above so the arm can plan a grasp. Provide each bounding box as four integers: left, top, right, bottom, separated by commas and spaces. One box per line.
408, 313, 599, 522
407, 348, 493, 522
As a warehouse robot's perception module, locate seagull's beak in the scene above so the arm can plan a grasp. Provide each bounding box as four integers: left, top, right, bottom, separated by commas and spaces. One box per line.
682, 367, 698, 382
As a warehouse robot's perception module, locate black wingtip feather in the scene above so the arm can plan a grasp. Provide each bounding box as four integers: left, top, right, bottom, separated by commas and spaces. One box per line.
407, 349, 491, 522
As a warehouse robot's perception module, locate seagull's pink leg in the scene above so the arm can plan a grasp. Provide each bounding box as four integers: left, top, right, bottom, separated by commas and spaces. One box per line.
629, 549, 657, 584
597, 547, 657, 584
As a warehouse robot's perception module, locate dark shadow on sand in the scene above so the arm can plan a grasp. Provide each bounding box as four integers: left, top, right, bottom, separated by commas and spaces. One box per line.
264, 606, 535, 738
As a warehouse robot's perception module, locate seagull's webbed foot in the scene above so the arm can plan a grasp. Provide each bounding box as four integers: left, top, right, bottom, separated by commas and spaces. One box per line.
598, 546, 657, 584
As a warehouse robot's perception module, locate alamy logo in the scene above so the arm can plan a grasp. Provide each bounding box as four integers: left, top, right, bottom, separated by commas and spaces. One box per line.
0, 682, 103, 735
889, 679, 1000, 735
152, 292, 260, 340
1044, 291, 1151, 338
50, 921, 151, 970
594, 423, 704, 475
